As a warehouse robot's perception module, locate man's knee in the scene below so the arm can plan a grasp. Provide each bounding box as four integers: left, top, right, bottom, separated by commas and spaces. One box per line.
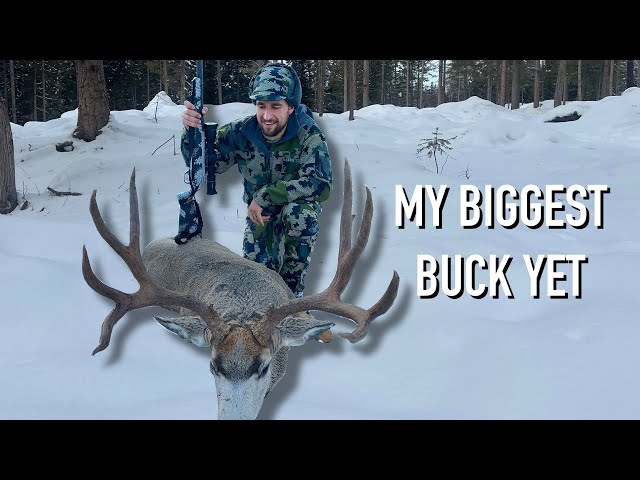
243, 217, 279, 268
281, 201, 321, 241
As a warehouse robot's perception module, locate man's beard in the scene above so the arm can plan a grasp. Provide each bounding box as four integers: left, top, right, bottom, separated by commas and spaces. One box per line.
259, 118, 286, 139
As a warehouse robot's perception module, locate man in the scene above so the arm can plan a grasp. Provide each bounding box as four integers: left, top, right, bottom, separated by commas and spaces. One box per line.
181, 62, 333, 298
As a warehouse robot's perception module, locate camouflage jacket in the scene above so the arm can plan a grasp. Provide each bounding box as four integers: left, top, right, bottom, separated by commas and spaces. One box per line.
181, 104, 332, 210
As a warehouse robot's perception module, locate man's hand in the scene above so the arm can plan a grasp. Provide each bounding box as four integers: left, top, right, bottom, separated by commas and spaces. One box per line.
182, 100, 208, 129
248, 200, 271, 226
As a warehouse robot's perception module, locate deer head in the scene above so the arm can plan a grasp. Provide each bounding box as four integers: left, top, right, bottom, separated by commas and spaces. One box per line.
152, 311, 333, 419
82, 160, 399, 419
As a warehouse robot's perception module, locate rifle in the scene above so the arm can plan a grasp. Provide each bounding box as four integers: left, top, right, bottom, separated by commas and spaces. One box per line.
174, 60, 217, 244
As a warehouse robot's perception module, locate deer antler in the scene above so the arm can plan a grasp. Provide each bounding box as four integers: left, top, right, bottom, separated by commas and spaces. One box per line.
82, 168, 222, 355
264, 160, 400, 342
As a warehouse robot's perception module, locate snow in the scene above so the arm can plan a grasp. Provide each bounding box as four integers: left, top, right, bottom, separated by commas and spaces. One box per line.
1, 87, 639, 419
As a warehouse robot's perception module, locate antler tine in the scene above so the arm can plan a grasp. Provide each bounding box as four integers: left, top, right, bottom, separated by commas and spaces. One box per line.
338, 157, 353, 258
264, 159, 400, 343
128, 168, 141, 259
82, 245, 130, 354
339, 270, 399, 342
87, 168, 147, 284
83, 168, 222, 355
331, 163, 371, 294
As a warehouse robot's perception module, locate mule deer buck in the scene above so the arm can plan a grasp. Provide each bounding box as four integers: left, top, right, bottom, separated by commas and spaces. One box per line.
82, 160, 399, 419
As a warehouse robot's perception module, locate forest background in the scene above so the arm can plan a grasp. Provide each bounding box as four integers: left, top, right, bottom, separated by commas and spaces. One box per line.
2, 60, 637, 127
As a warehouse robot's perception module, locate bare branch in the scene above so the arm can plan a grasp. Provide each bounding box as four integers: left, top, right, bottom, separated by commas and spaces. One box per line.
47, 187, 81, 196
151, 134, 175, 156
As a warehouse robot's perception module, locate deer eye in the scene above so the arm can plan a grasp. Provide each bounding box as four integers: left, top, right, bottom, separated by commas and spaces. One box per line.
258, 362, 271, 379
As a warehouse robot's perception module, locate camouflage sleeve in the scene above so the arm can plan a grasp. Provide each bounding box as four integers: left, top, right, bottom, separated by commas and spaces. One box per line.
253, 132, 332, 207
180, 123, 238, 174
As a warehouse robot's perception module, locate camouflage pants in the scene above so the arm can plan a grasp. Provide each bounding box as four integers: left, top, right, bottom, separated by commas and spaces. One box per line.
243, 201, 321, 295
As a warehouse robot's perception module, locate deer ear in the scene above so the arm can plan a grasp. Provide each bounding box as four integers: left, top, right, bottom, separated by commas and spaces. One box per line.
277, 316, 335, 347
154, 315, 211, 347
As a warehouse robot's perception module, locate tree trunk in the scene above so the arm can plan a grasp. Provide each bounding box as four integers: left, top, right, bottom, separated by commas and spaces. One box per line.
163, 60, 169, 95
9, 60, 16, 123
563, 66, 568, 104
347, 60, 355, 120
390, 63, 396, 104
577, 60, 583, 101
0, 99, 17, 214
609, 60, 615, 96
600, 60, 611, 99
533, 60, 540, 108
42, 61, 46, 121
362, 60, 369, 108
437, 60, 444, 105
497, 61, 502, 106
343, 60, 348, 112
354, 59, 358, 109
317, 60, 325, 116
2, 61, 6, 104
146, 64, 150, 104
442, 60, 446, 103
554, 60, 567, 107
487, 70, 492, 103
217, 60, 223, 104
380, 62, 385, 104
464, 73, 468, 101
419, 60, 424, 108
499, 60, 507, 107
74, 60, 110, 142
180, 60, 186, 104
511, 60, 520, 109
541, 60, 545, 103
406, 60, 411, 107
33, 63, 37, 121
627, 60, 636, 88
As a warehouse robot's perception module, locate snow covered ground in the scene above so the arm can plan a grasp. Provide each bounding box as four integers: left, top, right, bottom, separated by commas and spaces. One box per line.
1, 89, 638, 419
